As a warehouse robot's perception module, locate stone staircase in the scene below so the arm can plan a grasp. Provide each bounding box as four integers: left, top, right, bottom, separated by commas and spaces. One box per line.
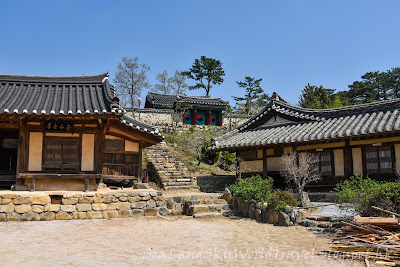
146, 142, 199, 191
184, 197, 231, 218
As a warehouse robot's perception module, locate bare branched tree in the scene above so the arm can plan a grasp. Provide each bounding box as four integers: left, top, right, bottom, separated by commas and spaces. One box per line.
280, 151, 321, 207
154, 70, 172, 95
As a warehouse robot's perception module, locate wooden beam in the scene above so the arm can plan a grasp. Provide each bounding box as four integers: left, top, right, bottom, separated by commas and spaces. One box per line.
0, 123, 19, 129
262, 147, 267, 179
16, 120, 27, 185
344, 139, 353, 178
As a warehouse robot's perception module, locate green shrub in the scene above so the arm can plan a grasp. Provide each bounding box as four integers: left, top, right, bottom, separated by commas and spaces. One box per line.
333, 175, 400, 216
268, 191, 299, 212
200, 139, 218, 164
217, 151, 236, 171
229, 175, 273, 203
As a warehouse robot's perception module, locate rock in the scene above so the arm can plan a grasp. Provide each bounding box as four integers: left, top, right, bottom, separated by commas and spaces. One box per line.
129, 196, 141, 202
118, 209, 132, 218
12, 198, 27, 205
300, 192, 311, 208
131, 209, 144, 217
284, 205, 291, 214
278, 212, 291, 227
103, 210, 118, 219
45, 204, 60, 212
86, 211, 103, 219
299, 220, 317, 227
133, 183, 150, 189
139, 192, 149, 197
146, 199, 156, 208
21, 212, 40, 221
131, 202, 146, 209
241, 200, 250, 217
144, 208, 158, 216
95, 193, 104, 197
232, 198, 239, 210
40, 212, 55, 221
265, 210, 279, 224
73, 212, 87, 220
107, 203, 116, 210
119, 196, 128, 201
116, 202, 131, 210
78, 197, 93, 203
255, 209, 262, 222
290, 210, 303, 224
261, 204, 269, 223
171, 209, 182, 215
76, 203, 92, 212
154, 196, 164, 201
29, 195, 50, 205
141, 196, 151, 201
248, 203, 256, 219
158, 207, 171, 215
15, 204, 31, 213
32, 205, 44, 213
0, 198, 12, 204
156, 201, 165, 207
1, 194, 17, 199
56, 212, 72, 220
103, 195, 116, 203
93, 197, 103, 203
0, 203, 14, 213
0, 213, 6, 221
72, 194, 83, 198
92, 203, 108, 211
61, 205, 76, 212
7, 212, 21, 221
149, 191, 158, 197
62, 198, 78, 205
224, 188, 232, 204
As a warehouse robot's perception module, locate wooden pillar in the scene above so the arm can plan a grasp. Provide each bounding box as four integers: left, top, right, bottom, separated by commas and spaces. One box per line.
190, 108, 197, 125
16, 120, 27, 185
218, 112, 223, 126
344, 139, 353, 178
95, 123, 105, 186
205, 110, 211, 125
262, 147, 267, 179
138, 141, 144, 182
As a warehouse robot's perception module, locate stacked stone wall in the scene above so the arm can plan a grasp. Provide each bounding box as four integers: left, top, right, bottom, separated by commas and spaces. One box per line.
196, 175, 237, 193
0, 190, 166, 221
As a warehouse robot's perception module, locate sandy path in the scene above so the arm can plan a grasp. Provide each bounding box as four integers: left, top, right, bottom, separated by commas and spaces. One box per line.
0, 217, 359, 267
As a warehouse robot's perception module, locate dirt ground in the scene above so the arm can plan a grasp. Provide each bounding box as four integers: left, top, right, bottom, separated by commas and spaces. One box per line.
0, 216, 361, 267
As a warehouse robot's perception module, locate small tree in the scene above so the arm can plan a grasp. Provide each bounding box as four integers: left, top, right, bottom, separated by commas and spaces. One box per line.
154, 70, 172, 95
170, 70, 188, 95
233, 76, 265, 115
182, 56, 225, 96
280, 151, 321, 207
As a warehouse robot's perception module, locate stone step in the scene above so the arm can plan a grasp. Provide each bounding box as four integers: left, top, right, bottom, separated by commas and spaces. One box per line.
163, 185, 200, 191
186, 203, 230, 215
193, 212, 222, 219
163, 182, 197, 186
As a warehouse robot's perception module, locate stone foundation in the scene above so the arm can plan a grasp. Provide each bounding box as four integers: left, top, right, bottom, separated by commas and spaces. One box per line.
197, 175, 237, 193
0, 190, 166, 221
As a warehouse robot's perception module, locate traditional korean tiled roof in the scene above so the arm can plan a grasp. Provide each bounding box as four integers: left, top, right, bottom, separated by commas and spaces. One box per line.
0, 73, 121, 115
0, 73, 163, 140
211, 92, 400, 150
145, 92, 227, 109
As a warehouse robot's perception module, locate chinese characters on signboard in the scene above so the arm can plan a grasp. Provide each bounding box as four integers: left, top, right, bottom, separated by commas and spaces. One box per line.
44, 121, 74, 132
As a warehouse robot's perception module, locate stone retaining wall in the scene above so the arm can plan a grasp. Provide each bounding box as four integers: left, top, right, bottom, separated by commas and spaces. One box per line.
197, 175, 237, 193
0, 190, 167, 221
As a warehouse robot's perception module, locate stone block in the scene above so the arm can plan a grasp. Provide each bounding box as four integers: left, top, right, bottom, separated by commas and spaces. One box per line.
131, 209, 144, 217
255, 209, 262, 222
118, 209, 132, 218
103, 210, 118, 219
119, 196, 128, 202
158, 207, 171, 215
87, 211, 103, 219
93, 197, 103, 203
113, 193, 124, 198
45, 204, 61, 212
141, 196, 151, 201
12, 198, 27, 205
56, 212, 72, 220
103, 195, 116, 203
144, 208, 158, 216
1, 194, 17, 199
63, 194, 72, 198
116, 202, 131, 210
61, 205, 76, 212
131, 201, 146, 209
278, 212, 291, 227
73, 212, 87, 220
21, 212, 40, 221
133, 183, 150, 189
79, 197, 93, 203
76, 203, 92, 212
107, 203, 116, 210
32, 205, 44, 213
139, 192, 149, 197
7, 212, 21, 221
62, 198, 78, 205
72, 194, 83, 198
149, 191, 158, 197
156, 201, 165, 207
265, 210, 279, 224
40, 212, 56, 221
0, 198, 12, 204
92, 203, 108, 211
154, 196, 165, 201
15, 204, 31, 213
0, 213, 7, 221
29, 195, 50, 205
128, 196, 141, 203
95, 193, 104, 197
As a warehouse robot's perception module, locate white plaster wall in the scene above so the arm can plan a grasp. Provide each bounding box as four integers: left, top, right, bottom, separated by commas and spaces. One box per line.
28, 132, 43, 171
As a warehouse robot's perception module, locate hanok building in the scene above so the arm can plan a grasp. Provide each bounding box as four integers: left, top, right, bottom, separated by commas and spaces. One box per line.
211, 93, 400, 189
144, 92, 227, 126
0, 73, 163, 191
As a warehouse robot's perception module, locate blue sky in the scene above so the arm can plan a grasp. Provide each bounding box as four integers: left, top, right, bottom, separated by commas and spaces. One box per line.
1, 1, 399, 106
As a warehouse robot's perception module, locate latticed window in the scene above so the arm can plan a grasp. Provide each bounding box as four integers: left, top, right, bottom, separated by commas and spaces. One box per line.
43, 137, 80, 171
365, 146, 393, 175
320, 151, 333, 176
